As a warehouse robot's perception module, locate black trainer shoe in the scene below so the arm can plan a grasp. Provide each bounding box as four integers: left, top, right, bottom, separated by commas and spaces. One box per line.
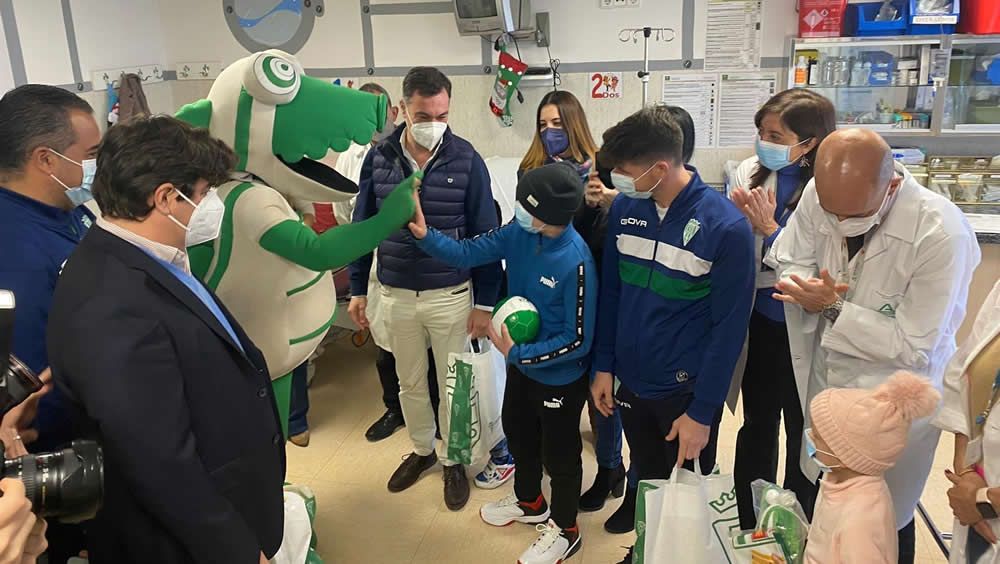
387, 452, 437, 492
604, 487, 637, 534
443, 464, 470, 511
366, 410, 405, 442
579, 464, 626, 512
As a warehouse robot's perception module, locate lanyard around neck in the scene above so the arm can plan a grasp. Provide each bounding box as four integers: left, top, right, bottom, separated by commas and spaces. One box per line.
838, 238, 868, 302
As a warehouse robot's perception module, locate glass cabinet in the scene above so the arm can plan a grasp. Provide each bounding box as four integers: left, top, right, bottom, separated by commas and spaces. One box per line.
943, 36, 1000, 133
789, 34, 1000, 136
789, 36, 946, 134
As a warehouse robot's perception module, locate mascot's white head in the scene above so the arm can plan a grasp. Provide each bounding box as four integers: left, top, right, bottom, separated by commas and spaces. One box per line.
176, 50, 388, 203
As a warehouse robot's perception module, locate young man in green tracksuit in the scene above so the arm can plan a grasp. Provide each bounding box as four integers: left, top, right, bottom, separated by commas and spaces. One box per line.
589, 108, 756, 563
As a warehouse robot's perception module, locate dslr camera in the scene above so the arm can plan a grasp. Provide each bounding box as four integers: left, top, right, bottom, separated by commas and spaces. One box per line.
0, 290, 103, 523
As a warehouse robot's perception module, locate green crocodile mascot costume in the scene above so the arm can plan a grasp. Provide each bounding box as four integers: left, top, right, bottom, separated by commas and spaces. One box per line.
176, 50, 417, 437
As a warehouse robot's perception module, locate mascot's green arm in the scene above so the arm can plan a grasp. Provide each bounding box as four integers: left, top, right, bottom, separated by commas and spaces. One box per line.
258, 172, 421, 271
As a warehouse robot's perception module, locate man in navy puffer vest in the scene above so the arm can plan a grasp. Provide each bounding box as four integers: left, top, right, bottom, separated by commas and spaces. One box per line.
348, 67, 502, 511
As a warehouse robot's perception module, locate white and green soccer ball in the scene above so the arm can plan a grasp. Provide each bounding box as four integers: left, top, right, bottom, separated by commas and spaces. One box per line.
491, 296, 541, 344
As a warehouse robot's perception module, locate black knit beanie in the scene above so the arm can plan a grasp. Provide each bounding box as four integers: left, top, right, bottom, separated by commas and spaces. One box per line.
516, 162, 584, 227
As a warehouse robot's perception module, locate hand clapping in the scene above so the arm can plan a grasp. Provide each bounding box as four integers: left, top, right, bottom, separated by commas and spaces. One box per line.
731, 187, 779, 237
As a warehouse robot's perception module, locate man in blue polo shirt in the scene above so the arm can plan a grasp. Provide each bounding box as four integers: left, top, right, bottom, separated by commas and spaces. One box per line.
0, 85, 101, 451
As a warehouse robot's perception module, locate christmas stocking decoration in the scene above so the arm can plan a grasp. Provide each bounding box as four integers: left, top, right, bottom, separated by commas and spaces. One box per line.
489, 49, 527, 127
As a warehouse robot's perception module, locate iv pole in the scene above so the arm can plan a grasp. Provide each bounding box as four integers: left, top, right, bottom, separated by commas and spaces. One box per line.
619, 27, 675, 108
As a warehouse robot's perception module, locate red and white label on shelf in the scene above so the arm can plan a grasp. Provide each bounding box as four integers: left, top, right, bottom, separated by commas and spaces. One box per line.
798, 0, 846, 38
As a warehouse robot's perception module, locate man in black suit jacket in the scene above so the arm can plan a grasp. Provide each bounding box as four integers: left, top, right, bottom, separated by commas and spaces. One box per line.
47, 116, 284, 563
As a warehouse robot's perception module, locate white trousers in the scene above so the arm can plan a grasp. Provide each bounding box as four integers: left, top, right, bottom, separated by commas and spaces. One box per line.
381, 281, 472, 465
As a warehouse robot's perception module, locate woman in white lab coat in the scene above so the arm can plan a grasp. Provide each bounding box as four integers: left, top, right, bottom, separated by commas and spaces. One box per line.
934, 280, 1000, 564
728, 89, 837, 529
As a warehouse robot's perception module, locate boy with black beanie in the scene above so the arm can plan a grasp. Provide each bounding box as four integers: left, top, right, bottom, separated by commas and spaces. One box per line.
408, 162, 597, 564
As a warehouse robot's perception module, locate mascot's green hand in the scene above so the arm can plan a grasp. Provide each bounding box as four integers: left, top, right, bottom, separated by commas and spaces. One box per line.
378, 170, 421, 227
258, 171, 423, 272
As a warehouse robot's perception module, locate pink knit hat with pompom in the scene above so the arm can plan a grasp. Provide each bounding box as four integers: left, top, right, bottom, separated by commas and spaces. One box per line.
810, 371, 941, 476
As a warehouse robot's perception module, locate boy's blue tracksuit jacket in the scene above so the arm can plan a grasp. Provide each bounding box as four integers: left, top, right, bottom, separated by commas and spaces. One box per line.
594, 168, 755, 425
417, 222, 597, 386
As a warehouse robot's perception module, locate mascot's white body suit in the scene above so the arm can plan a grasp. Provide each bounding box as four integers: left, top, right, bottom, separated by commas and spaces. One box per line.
176, 50, 417, 434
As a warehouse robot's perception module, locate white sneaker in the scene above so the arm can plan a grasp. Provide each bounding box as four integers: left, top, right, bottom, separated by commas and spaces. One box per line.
517, 520, 582, 564
480, 493, 550, 527
474, 459, 516, 489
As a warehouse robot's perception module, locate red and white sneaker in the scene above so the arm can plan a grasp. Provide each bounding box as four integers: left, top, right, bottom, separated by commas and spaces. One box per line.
480, 493, 550, 527
518, 520, 582, 564
474, 459, 516, 489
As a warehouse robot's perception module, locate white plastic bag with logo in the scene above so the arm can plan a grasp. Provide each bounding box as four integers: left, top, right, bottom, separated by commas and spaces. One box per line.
634, 462, 732, 564
445, 339, 507, 467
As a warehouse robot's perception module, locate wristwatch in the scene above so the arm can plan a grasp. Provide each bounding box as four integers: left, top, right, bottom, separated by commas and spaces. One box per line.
822, 297, 844, 325
977, 488, 998, 520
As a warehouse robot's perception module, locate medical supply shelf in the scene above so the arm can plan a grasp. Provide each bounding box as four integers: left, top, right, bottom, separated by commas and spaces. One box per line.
788, 34, 1000, 137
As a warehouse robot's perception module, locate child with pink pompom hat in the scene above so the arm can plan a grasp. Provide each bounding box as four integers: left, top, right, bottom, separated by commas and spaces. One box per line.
804, 371, 941, 564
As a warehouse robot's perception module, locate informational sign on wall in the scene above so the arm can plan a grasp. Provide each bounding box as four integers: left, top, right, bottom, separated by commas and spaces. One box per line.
717, 72, 777, 148
662, 74, 718, 148
705, 0, 762, 73
591, 72, 623, 100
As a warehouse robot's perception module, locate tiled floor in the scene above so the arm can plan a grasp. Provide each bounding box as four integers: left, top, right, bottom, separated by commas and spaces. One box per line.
290, 338, 954, 564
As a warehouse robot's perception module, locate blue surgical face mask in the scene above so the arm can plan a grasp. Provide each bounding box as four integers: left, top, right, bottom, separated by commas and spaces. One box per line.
611, 164, 661, 200
755, 137, 811, 172
805, 428, 842, 474
515, 202, 543, 234
49, 149, 96, 207
540, 127, 570, 159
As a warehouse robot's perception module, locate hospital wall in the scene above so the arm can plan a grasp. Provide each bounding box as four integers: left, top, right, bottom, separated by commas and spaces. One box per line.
155, 0, 797, 184
7, 0, 1000, 180
1, 0, 998, 338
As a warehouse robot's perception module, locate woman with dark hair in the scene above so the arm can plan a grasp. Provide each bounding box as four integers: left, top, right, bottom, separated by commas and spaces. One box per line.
729, 88, 837, 530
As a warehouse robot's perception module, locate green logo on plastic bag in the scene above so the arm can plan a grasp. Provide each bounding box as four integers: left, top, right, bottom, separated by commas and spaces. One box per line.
446, 359, 480, 465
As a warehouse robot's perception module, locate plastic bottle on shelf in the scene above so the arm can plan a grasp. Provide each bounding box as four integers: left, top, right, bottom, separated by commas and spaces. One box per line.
808, 59, 820, 85
850, 61, 865, 86
877, 99, 894, 124
795, 56, 809, 87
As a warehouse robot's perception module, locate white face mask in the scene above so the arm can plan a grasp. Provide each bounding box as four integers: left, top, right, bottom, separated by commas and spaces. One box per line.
514, 202, 543, 234
49, 149, 96, 207
404, 106, 447, 150
611, 163, 661, 200
168, 188, 225, 247
828, 181, 894, 238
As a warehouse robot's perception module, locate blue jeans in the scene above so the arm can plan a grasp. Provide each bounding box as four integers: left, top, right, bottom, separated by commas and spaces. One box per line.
490, 438, 511, 463
591, 399, 639, 488
288, 362, 310, 437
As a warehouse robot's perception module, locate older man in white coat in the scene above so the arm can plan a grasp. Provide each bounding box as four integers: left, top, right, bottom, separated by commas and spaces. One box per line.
766, 128, 981, 564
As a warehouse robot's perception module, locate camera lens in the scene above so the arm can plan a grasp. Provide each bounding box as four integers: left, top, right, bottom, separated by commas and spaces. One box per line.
2, 440, 104, 522
0, 355, 43, 415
